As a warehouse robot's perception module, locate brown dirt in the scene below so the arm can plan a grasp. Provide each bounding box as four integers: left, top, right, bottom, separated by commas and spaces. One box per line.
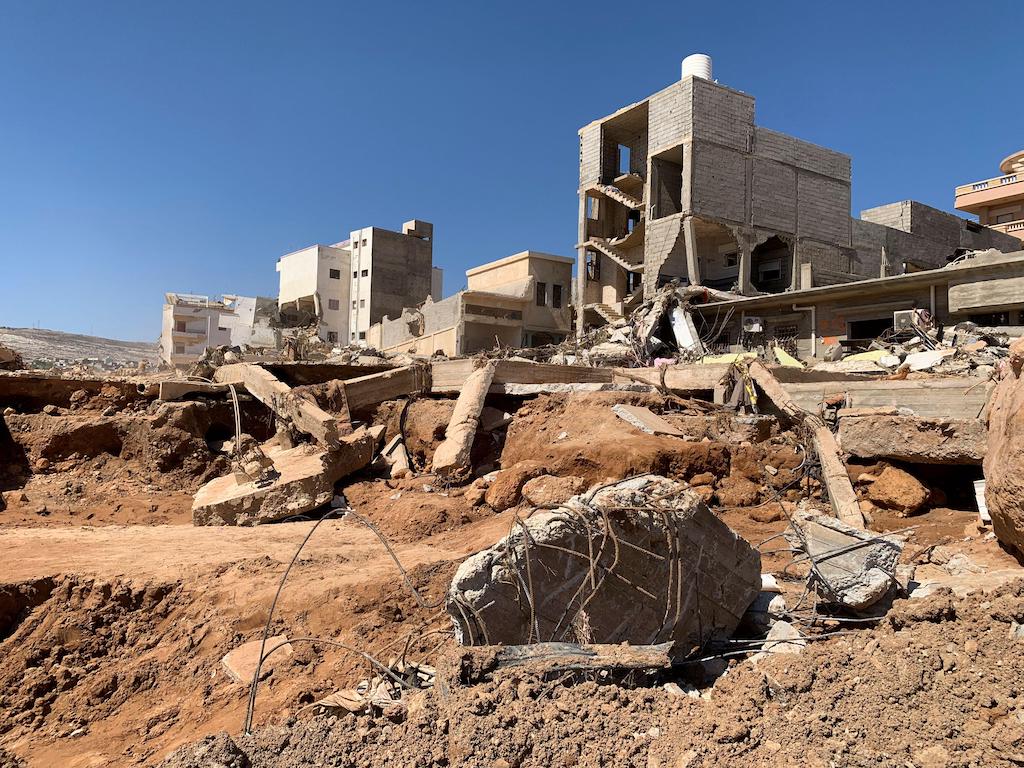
162, 581, 1024, 768
3, 384, 1023, 768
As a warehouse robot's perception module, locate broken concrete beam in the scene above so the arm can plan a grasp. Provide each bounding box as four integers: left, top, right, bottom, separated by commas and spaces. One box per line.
192, 426, 382, 525
447, 475, 761, 652
840, 415, 986, 465
214, 363, 345, 448
612, 364, 730, 394
430, 359, 612, 394
611, 404, 685, 436
222, 635, 292, 684
432, 361, 496, 479
457, 641, 673, 683
157, 380, 231, 401
782, 377, 993, 421
375, 434, 412, 479
786, 510, 904, 610
341, 364, 430, 411
747, 362, 863, 528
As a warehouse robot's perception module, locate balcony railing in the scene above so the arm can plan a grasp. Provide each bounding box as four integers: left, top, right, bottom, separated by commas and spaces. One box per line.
991, 219, 1024, 236
956, 172, 1021, 197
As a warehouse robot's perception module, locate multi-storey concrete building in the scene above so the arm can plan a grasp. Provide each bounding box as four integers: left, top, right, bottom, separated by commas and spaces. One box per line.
159, 293, 279, 367
368, 250, 573, 356
576, 55, 1018, 331
955, 149, 1024, 242
277, 220, 438, 346
159, 293, 235, 367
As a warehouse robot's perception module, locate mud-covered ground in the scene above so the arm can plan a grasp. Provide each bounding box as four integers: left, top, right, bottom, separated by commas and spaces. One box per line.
1, 384, 1021, 767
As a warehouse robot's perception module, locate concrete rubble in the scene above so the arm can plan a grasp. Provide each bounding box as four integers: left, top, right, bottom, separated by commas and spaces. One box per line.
446, 475, 761, 652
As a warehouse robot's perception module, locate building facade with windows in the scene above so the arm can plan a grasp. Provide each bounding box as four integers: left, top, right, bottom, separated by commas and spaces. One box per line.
159, 293, 235, 367
955, 149, 1024, 242
367, 250, 573, 356
275, 219, 438, 346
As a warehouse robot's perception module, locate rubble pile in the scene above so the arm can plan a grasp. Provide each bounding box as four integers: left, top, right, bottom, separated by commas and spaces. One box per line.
4, 318, 1024, 767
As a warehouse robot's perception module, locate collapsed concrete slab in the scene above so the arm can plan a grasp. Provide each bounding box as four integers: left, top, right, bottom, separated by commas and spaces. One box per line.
787, 510, 904, 610
446, 475, 761, 652
839, 415, 986, 465
192, 426, 382, 526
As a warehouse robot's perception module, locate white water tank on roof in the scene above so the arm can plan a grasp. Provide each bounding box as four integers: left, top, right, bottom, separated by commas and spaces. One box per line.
681, 53, 713, 80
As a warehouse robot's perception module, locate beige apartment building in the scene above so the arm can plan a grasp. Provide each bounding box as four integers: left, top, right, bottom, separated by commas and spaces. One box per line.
368, 250, 573, 356
954, 149, 1024, 242
276, 220, 440, 345
159, 293, 235, 367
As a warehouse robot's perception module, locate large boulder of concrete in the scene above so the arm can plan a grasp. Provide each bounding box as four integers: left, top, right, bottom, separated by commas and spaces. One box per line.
985, 340, 1024, 556
192, 427, 381, 526
447, 475, 761, 652
839, 415, 986, 465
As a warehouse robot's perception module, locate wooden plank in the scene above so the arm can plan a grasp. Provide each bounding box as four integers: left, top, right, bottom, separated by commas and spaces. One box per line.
747, 362, 863, 528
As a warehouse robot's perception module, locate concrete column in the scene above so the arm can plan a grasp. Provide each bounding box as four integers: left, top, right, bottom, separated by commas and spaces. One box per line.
575, 192, 588, 338
738, 245, 752, 295
682, 216, 701, 286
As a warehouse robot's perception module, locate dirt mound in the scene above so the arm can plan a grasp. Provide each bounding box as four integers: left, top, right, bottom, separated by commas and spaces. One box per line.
500, 393, 803, 506
162, 582, 1024, 768
342, 478, 490, 543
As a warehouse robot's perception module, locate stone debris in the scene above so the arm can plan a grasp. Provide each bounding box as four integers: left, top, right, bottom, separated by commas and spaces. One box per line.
611, 403, 686, 436
221, 635, 293, 684
446, 475, 761, 652
787, 510, 905, 610
863, 466, 930, 516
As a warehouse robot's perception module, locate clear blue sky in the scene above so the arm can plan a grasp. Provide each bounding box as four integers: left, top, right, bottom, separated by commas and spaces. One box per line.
1, 1, 1020, 341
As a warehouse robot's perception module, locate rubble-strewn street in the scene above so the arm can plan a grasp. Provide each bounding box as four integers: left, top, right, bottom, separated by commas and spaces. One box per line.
2, 291, 1024, 766
3, 13, 1024, 767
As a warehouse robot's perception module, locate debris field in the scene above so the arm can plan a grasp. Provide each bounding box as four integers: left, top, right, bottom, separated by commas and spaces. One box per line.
2, 291, 1024, 768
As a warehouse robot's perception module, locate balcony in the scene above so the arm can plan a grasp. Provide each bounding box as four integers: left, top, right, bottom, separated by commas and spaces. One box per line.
955, 172, 1024, 214
990, 219, 1024, 239
172, 328, 207, 341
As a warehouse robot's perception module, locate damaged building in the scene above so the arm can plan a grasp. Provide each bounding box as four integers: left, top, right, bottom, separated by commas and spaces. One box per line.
276, 220, 441, 346
368, 250, 573, 356
576, 54, 1019, 332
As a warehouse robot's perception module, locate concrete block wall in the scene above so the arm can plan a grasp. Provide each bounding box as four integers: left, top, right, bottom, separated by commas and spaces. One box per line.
860, 201, 911, 233
579, 123, 601, 187
368, 229, 433, 327
753, 128, 850, 182
751, 158, 797, 232
690, 142, 747, 223
647, 80, 692, 152
643, 215, 684, 294
691, 79, 754, 153
797, 174, 852, 246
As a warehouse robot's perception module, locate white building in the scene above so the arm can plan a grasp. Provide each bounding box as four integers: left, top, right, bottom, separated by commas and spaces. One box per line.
277, 220, 439, 346
160, 293, 234, 367
276, 243, 351, 344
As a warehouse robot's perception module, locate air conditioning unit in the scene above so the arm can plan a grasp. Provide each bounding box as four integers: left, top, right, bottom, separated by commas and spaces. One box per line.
893, 310, 916, 332
742, 316, 763, 334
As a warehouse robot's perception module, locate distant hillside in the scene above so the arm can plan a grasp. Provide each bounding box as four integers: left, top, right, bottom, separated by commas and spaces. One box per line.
0, 327, 159, 366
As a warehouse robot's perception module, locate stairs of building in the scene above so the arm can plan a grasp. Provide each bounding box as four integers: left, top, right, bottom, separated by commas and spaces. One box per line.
596, 183, 645, 211
592, 303, 626, 324
587, 237, 644, 273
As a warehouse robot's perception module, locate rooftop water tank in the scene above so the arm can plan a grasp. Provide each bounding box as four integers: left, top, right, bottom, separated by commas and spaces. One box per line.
681, 53, 713, 81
